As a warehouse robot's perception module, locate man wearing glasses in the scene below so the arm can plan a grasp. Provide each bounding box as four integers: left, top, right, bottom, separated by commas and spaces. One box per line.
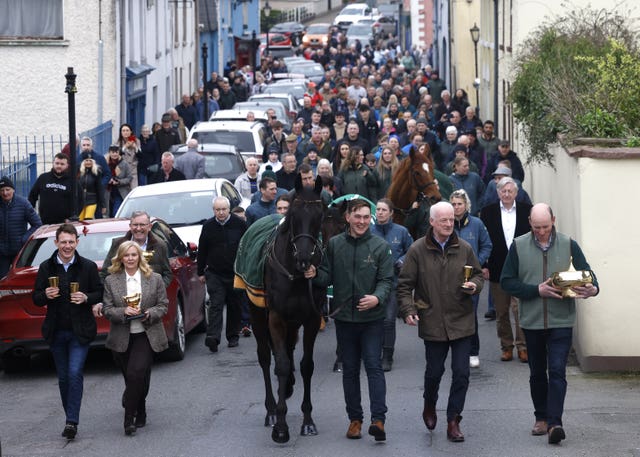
93, 210, 172, 317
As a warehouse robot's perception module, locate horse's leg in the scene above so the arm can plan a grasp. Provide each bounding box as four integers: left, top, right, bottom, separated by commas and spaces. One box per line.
299, 313, 321, 436
249, 304, 276, 427
285, 325, 298, 399
269, 311, 291, 444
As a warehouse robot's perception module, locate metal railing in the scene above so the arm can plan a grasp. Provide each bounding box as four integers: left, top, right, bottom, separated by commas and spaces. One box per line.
0, 120, 113, 198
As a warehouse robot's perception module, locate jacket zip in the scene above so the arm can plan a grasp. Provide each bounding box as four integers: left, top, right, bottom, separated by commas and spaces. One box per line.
542, 250, 548, 330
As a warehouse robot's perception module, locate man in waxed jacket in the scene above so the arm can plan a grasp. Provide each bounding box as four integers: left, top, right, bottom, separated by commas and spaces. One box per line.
309, 198, 393, 442
398, 201, 483, 443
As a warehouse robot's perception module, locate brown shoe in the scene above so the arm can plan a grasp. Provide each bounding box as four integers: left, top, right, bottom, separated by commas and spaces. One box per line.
346, 420, 362, 439
422, 401, 437, 430
446, 416, 464, 442
368, 420, 386, 441
501, 350, 513, 361
531, 420, 548, 436
518, 349, 528, 363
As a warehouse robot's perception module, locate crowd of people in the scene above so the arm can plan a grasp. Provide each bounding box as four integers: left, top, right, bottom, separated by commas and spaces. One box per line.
0, 23, 600, 449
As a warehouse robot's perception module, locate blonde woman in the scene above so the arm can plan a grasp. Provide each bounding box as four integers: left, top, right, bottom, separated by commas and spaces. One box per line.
376, 146, 399, 199
78, 154, 106, 221
102, 241, 168, 436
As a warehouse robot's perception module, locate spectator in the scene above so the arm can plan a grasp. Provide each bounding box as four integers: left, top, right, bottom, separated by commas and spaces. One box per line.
154, 113, 182, 157
245, 177, 278, 226
167, 108, 188, 143
116, 123, 140, 189
234, 157, 261, 199
486, 140, 525, 184
175, 94, 199, 130
77, 155, 106, 221
105, 145, 133, 217
28, 153, 74, 224
149, 152, 186, 184
174, 139, 206, 179
138, 124, 161, 186
79, 137, 111, 217
275, 152, 298, 191
449, 156, 485, 216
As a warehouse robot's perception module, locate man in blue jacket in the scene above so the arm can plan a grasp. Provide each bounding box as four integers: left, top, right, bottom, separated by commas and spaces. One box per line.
501, 203, 599, 445
0, 176, 42, 277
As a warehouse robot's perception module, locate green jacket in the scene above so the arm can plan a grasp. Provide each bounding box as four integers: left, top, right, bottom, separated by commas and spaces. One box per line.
314, 229, 394, 323
500, 229, 599, 330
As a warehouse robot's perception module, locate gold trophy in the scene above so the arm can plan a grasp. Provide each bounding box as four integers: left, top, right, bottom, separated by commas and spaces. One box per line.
48, 276, 60, 297
550, 271, 593, 298
462, 265, 474, 289
69, 282, 80, 293
123, 292, 143, 320
142, 250, 154, 262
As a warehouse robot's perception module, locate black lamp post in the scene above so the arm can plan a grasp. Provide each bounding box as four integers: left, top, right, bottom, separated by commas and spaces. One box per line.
202, 42, 209, 121
264, 1, 272, 58
470, 23, 480, 112
65, 67, 78, 220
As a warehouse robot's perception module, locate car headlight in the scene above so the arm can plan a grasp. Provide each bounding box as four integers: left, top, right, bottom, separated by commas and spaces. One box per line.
303, 36, 309, 44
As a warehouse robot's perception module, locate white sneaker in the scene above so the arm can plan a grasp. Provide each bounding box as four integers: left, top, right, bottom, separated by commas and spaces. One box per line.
469, 356, 480, 368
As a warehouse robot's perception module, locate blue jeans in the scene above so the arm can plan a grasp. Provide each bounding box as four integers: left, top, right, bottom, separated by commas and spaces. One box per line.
138, 172, 147, 186
523, 327, 573, 428
110, 190, 123, 218
49, 330, 90, 424
423, 336, 471, 421
335, 319, 387, 423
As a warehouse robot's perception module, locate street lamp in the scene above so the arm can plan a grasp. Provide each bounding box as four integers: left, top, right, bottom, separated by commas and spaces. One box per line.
264, 1, 272, 58
469, 23, 480, 112
64, 67, 78, 220
202, 42, 209, 120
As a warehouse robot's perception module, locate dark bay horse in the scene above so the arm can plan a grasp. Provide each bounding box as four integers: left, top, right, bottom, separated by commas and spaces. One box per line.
250, 175, 326, 443
386, 147, 442, 238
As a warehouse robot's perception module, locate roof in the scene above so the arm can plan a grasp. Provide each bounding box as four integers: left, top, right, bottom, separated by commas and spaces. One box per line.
32, 218, 133, 239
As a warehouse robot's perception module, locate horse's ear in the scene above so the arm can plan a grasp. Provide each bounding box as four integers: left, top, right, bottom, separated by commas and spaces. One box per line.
314, 175, 323, 195
409, 146, 417, 161
294, 173, 303, 193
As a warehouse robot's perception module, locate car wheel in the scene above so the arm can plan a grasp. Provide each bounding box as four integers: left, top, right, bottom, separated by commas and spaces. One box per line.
1, 354, 30, 373
163, 303, 186, 361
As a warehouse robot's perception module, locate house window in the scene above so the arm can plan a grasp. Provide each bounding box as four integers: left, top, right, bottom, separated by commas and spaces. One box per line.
0, 0, 63, 40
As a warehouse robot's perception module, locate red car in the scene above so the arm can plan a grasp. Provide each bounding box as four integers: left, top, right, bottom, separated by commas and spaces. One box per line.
0, 218, 206, 372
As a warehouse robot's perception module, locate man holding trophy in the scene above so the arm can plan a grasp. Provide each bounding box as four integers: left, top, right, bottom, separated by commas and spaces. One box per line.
33, 223, 103, 440
501, 203, 599, 445
397, 202, 484, 443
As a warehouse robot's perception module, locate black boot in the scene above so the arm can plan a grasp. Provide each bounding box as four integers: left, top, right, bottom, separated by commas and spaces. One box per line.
381, 348, 393, 372
124, 414, 136, 436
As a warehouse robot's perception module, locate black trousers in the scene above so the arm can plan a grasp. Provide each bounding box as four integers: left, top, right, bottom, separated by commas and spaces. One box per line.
205, 272, 242, 343
113, 332, 153, 418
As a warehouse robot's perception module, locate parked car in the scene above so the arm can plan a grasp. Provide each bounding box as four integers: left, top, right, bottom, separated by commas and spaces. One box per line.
248, 93, 302, 120
259, 32, 293, 59
302, 23, 331, 48
232, 101, 292, 129
0, 218, 205, 372
333, 3, 376, 31
172, 143, 246, 182
284, 62, 325, 84
269, 22, 306, 46
188, 120, 267, 161
346, 23, 376, 48
117, 179, 248, 248
356, 15, 397, 38
268, 80, 310, 105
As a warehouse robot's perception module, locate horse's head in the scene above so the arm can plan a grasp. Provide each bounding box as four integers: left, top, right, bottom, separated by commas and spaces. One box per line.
286, 175, 325, 272
322, 202, 347, 249
409, 146, 442, 204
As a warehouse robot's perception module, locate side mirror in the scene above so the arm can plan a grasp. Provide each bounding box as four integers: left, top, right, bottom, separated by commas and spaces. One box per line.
187, 242, 198, 259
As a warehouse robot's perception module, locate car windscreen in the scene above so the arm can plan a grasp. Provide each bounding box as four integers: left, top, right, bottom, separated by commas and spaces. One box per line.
173, 151, 240, 178
265, 85, 306, 99
348, 25, 371, 34
190, 131, 256, 153
341, 7, 364, 15
16, 232, 122, 268
118, 190, 215, 227
306, 25, 328, 34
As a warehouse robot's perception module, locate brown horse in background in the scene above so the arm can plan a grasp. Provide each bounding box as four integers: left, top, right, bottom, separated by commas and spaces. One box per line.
386, 147, 441, 239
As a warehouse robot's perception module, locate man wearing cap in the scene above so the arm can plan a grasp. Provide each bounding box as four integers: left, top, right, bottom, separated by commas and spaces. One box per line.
260, 146, 283, 175
0, 176, 42, 277
356, 105, 380, 151
487, 140, 525, 184
480, 164, 531, 210
174, 139, 206, 179
28, 153, 74, 224
155, 113, 182, 156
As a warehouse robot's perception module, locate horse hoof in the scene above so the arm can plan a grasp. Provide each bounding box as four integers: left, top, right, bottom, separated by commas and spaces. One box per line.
264, 414, 277, 427
300, 423, 318, 436
272, 427, 290, 443
333, 362, 343, 372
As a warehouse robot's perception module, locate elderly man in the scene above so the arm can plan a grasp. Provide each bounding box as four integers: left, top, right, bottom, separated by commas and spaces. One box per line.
398, 201, 483, 443
0, 176, 42, 277
501, 204, 599, 445
480, 177, 531, 362
234, 157, 261, 199
155, 113, 182, 155
149, 152, 186, 183
174, 139, 205, 179
197, 196, 247, 352
276, 152, 298, 191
